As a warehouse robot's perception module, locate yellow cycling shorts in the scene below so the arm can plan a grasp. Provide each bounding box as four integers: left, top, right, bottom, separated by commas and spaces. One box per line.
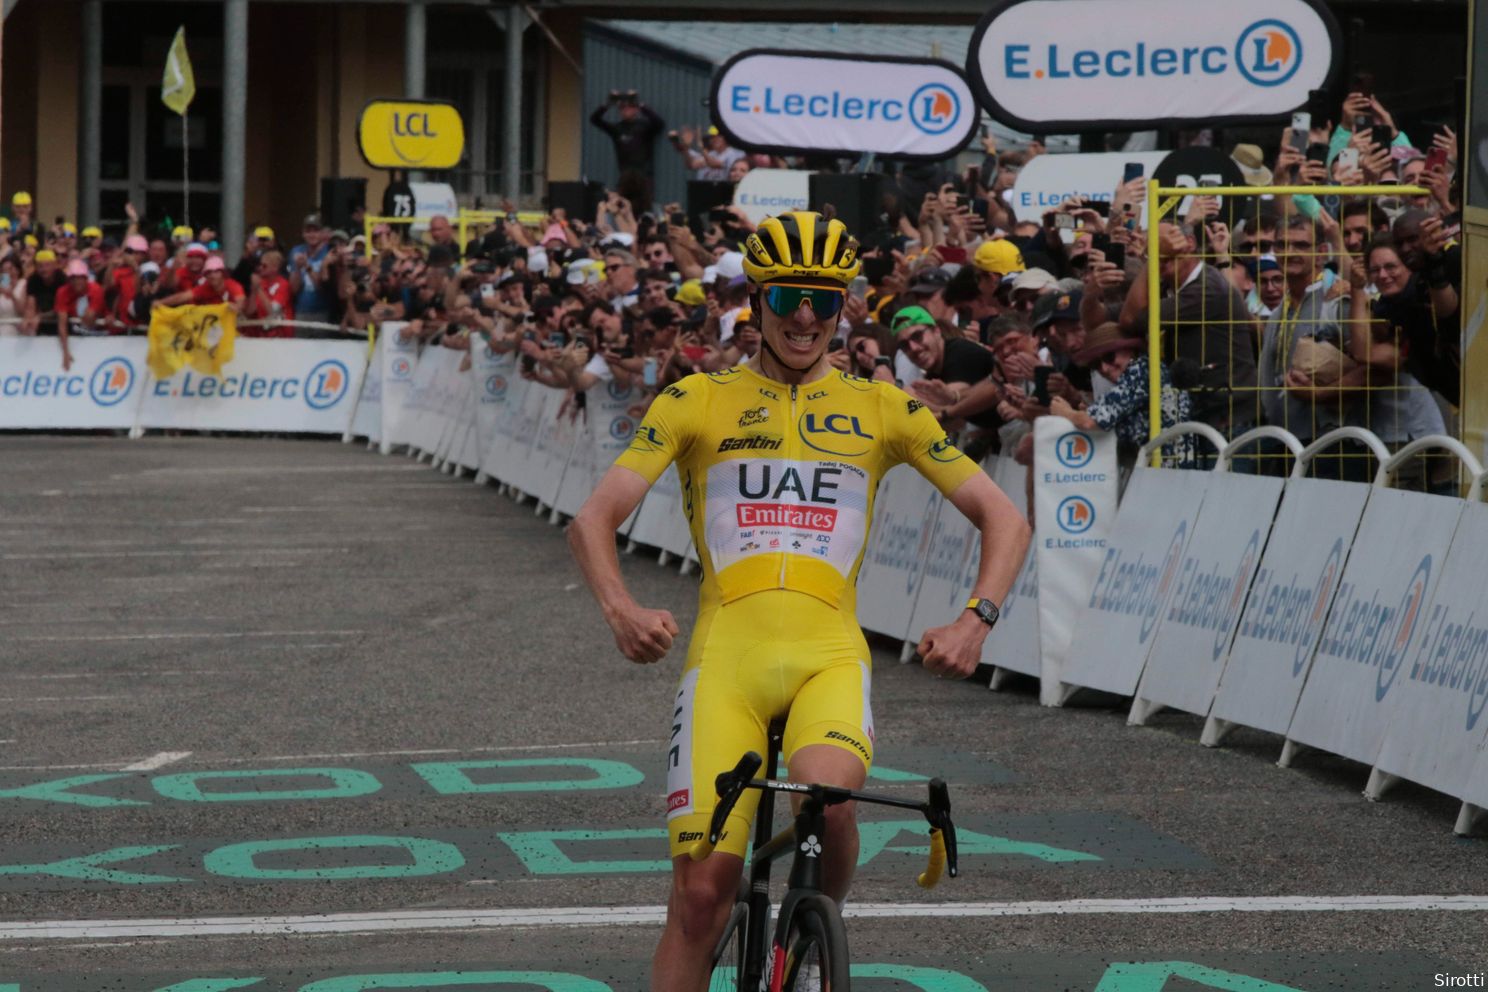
665, 589, 874, 860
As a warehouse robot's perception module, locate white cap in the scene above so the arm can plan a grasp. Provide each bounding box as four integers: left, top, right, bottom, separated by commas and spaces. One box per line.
138, 261, 162, 278
600, 232, 635, 249
701, 265, 719, 285
526, 248, 549, 273
714, 251, 745, 281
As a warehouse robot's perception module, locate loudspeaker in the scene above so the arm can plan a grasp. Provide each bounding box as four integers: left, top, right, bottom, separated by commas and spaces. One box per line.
686, 180, 735, 230
809, 173, 889, 241
546, 181, 606, 223
319, 177, 367, 232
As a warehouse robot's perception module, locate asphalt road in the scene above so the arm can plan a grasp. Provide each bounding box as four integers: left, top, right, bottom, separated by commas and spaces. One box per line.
0, 434, 1485, 991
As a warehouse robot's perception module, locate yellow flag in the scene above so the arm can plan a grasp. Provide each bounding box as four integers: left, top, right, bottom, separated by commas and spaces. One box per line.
147, 304, 237, 379
161, 26, 196, 116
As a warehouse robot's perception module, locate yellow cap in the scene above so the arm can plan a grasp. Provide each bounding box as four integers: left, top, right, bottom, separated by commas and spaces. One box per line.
0, 218, 10, 231
11, 191, 31, 206
973, 238, 1026, 276
81, 225, 102, 239
23, 234, 38, 247
736, 307, 753, 323
254, 226, 275, 240
707, 126, 720, 137
674, 279, 706, 307
34, 249, 56, 262
172, 225, 193, 240
61, 222, 78, 236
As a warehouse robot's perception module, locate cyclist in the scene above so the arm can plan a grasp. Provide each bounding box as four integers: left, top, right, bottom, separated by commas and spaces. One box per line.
568, 210, 1031, 990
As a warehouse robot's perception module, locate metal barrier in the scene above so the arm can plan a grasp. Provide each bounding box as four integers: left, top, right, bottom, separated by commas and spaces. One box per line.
361, 209, 550, 259
1142, 181, 1434, 475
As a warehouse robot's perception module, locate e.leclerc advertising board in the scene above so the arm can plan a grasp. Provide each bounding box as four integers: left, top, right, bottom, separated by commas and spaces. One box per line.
966, 0, 1341, 131
711, 50, 978, 160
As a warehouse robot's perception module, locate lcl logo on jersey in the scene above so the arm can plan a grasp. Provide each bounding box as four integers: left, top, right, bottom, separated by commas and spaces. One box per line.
799, 412, 874, 457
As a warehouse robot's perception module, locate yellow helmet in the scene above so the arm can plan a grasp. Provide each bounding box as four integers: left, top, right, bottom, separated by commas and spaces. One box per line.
742, 211, 860, 287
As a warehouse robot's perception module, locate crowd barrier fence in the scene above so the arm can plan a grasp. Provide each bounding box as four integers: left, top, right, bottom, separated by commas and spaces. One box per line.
7, 328, 1488, 836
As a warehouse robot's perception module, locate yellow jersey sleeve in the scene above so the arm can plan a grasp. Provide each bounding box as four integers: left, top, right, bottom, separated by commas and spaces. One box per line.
613, 380, 701, 484
881, 385, 982, 496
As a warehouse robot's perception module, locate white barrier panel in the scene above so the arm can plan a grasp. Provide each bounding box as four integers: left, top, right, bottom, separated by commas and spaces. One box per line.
1286, 488, 1465, 768
473, 349, 524, 485
628, 463, 693, 557
1207, 477, 1368, 739
347, 333, 383, 444
1032, 418, 1119, 705
0, 337, 146, 429
984, 453, 1040, 679
554, 379, 642, 518
904, 489, 980, 646
1371, 502, 1488, 804
1057, 465, 1208, 699
379, 323, 417, 452
138, 338, 366, 434
1132, 472, 1284, 722
402, 348, 451, 455
500, 376, 554, 495
854, 465, 942, 641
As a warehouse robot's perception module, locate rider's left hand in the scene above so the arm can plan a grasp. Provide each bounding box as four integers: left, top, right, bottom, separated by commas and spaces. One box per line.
916, 614, 987, 679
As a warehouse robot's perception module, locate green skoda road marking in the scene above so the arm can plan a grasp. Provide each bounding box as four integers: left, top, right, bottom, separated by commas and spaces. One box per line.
152, 769, 383, 803
1094, 962, 1308, 991
857, 821, 1102, 865
852, 964, 990, 990
153, 982, 265, 992
298, 974, 612, 991
410, 758, 644, 795
201, 835, 465, 881
0, 773, 143, 808
498, 829, 674, 875
0, 845, 185, 885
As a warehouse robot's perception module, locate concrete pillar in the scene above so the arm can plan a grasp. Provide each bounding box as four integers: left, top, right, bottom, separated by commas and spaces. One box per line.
221, 0, 248, 265
404, 0, 426, 99
503, 4, 527, 203
78, 0, 101, 225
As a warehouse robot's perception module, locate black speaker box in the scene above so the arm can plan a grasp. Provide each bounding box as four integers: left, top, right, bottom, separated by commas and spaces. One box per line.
546, 181, 606, 224
808, 173, 889, 240
319, 177, 367, 232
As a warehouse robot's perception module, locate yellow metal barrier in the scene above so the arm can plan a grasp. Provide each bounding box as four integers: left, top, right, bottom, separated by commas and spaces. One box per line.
360, 209, 549, 259
1143, 181, 1431, 469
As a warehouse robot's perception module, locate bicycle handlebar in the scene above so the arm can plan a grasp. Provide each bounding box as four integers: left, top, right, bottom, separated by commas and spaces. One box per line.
687, 752, 960, 888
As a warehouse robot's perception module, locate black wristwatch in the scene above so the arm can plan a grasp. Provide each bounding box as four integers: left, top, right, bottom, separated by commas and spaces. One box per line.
966, 597, 1001, 629
874, 355, 893, 368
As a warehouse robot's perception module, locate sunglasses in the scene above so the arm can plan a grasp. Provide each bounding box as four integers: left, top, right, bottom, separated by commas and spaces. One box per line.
762, 283, 845, 321
1235, 239, 1276, 254
897, 326, 933, 345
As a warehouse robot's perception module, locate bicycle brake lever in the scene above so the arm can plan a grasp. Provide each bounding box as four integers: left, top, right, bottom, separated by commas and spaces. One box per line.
930, 778, 958, 879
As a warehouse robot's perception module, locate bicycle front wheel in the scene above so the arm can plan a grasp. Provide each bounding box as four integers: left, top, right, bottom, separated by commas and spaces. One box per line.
783, 894, 850, 992
708, 899, 749, 991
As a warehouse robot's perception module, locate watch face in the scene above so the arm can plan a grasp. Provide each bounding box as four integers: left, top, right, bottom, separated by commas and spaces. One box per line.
974, 599, 999, 625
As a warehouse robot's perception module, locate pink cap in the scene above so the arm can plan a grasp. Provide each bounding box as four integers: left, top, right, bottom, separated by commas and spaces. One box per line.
185, 242, 209, 257
542, 223, 567, 244
65, 259, 89, 278
124, 235, 149, 253
203, 256, 226, 273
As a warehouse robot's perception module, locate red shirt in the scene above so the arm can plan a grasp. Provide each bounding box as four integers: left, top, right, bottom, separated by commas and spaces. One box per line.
109, 266, 138, 330
54, 282, 107, 328
190, 278, 246, 306
243, 274, 294, 338
171, 265, 207, 292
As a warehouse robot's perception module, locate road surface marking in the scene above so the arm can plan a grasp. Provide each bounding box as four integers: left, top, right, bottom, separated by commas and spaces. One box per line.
122, 752, 193, 772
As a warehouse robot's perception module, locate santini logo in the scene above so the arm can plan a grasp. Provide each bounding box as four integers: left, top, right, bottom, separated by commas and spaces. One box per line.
728, 82, 961, 136
1002, 19, 1303, 86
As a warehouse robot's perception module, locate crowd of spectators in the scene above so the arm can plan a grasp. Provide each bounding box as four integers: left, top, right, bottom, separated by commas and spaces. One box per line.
2, 85, 1464, 492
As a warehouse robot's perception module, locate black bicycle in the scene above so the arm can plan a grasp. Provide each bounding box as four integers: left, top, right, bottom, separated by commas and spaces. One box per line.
690, 719, 958, 992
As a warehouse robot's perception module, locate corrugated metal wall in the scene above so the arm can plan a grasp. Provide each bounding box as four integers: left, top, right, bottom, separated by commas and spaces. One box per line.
581, 23, 714, 212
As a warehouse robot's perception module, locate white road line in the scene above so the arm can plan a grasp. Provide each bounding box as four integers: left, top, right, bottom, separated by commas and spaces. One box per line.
6, 896, 1488, 942
0, 549, 350, 561
121, 751, 192, 772
11, 630, 361, 643
0, 739, 668, 772
4, 671, 227, 681
0, 695, 129, 703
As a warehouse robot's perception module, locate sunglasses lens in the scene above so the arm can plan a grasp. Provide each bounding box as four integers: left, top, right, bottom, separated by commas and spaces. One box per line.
764, 284, 844, 321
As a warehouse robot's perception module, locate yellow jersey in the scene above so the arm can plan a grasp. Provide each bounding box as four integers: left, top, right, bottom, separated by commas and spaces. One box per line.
615, 363, 981, 615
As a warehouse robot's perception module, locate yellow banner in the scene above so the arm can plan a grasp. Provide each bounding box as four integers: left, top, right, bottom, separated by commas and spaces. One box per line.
161, 26, 196, 116
357, 100, 465, 170
147, 304, 238, 380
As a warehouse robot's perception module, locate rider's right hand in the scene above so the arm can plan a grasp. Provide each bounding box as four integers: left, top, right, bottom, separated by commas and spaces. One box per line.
605, 603, 681, 664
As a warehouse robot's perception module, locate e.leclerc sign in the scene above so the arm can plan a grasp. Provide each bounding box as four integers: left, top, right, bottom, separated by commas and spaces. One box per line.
357, 99, 466, 170
966, 0, 1341, 132
711, 50, 978, 161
